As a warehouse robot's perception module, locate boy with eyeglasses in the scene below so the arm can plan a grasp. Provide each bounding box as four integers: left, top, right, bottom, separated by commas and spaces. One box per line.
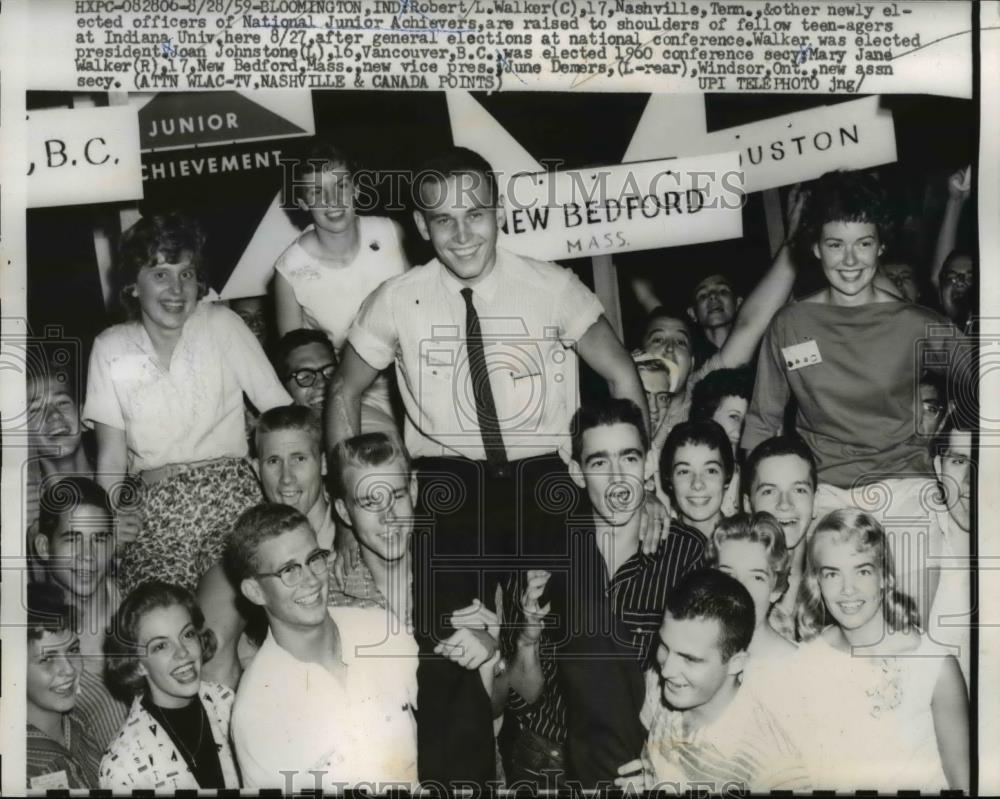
228, 503, 418, 791
273, 329, 338, 414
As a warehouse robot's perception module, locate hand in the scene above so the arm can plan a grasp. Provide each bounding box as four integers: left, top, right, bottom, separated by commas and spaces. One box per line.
450, 598, 500, 642
434, 626, 498, 670
615, 759, 651, 792
948, 165, 971, 201
114, 510, 141, 546
330, 523, 359, 592
637, 491, 669, 555
519, 570, 552, 645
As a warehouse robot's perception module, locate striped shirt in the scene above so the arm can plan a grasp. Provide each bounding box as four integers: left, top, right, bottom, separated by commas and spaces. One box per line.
27, 715, 103, 790
640, 670, 812, 793
504, 521, 705, 786
75, 669, 129, 754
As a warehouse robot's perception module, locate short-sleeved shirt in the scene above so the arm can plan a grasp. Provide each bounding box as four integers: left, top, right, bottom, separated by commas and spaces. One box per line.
741, 301, 961, 488
348, 248, 606, 460
232, 606, 418, 790
83, 303, 291, 473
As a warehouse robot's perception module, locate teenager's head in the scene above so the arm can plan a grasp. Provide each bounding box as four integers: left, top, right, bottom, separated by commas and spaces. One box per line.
743, 436, 818, 550
255, 405, 326, 515
690, 366, 755, 455
273, 329, 337, 412
230, 294, 270, 347
881, 260, 920, 303
938, 250, 975, 326
35, 477, 114, 601
917, 370, 948, 436
412, 147, 504, 285
26, 358, 83, 460
641, 309, 696, 390
633, 353, 677, 434
329, 433, 415, 563
930, 421, 973, 533
800, 171, 890, 304
707, 512, 790, 629
289, 139, 359, 235
105, 581, 215, 708
688, 273, 741, 332
797, 508, 919, 641
226, 503, 330, 629
27, 582, 81, 717
659, 421, 734, 532
569, 399, 649, 528
115, 213, 209, 326
656, 569, 753, 712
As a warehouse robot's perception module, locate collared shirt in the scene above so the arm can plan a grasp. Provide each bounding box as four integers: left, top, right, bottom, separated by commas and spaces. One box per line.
639, 669, 811, 793
27, 715, 103, 790
535, 521, 706, 786
83, 303, 291, 473
327, 553, 414, 632
99, 681, 239, 791
232, 605, 419, 791
348, 247, 606, 460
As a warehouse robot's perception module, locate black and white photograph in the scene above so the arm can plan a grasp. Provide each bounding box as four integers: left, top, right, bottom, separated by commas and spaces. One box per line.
2, 0, 995, 794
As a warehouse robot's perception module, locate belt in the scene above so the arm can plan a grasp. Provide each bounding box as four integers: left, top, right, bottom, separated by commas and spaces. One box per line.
417, 452, 563, 480
139, 457, 236, 487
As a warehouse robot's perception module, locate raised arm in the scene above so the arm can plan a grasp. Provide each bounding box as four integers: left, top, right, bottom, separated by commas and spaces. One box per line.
931, 166, 971, 291
576, 316, 650, 436
629, 275, 664, 315
717, 185, 805, 369
325, 343, 380, 449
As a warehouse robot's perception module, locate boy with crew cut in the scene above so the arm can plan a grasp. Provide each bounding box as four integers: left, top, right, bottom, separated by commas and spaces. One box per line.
327, 432, 416, 623
199, 404, 335, 687
326, 146, 662, 785
26, 582, 104, 790
228, 503, 419, 791
616, 569, 810, 794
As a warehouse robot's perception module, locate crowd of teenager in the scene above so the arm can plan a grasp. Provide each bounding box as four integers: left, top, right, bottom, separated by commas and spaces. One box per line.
23, 142, 975, 792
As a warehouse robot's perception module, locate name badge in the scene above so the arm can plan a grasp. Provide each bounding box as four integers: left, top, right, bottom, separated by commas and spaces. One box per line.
30, 770, 69, 790
781, 339, 822, 371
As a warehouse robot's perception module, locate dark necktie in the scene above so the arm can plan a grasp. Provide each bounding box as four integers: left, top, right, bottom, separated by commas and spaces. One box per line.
461, 287, 509, 470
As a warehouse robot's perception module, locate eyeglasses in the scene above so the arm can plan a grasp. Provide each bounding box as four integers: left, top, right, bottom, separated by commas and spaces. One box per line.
287, 363, 336, 388
254, 549, 331, 588
921, 399, 945, 416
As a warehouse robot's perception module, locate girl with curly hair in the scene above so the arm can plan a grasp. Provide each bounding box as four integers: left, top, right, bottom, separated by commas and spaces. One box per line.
100, 580, 240, 790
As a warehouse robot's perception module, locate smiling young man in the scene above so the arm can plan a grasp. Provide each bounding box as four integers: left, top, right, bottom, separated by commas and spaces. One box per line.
327, 432, 416, 622
273, 330, 338, 415
743, 436, 819, 641
325, 146, 655, 785
616, 569, 810, 794
228, 503, 418, 791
